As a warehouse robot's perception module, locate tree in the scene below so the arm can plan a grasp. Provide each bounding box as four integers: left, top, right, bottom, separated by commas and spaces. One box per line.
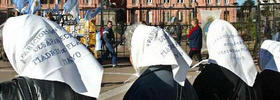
241, 0, 255, 13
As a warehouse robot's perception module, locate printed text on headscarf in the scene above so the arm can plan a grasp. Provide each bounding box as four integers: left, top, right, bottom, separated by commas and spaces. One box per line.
20, 26, 83, 65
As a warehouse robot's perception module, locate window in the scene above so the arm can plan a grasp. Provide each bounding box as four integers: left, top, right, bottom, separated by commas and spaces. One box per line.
87, 0, 92, 5
207, 0, 211, 4
216, 0, 221, 5
164, 0, 170, 3
164, 12, 170, 22
191, 0, 197, 3
148, 10, 153, 23
147, 0, 152, 3
225, 0, 229, 5
178, 11, 184, 21
133, 0, 138, 4
41, 0, 54, 4
177, 0, 184, 3
57, 0, 62, 4
224, 11, 229, 21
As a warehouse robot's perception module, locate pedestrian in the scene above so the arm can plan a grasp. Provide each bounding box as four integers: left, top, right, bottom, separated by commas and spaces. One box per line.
175, 22, 182, 45
0, 15, 103, 100
187, 18, 202, 63
264, 17, 272, 39
123, 24, 199, 100
254, 40, 280, 100
193, 19, 259, 100
100, 21, 117, 67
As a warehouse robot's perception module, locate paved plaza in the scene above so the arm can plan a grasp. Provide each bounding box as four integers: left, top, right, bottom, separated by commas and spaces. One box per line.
0, 57, 200, 100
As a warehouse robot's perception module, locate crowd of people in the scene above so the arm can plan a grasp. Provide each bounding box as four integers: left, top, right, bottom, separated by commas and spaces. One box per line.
0, 13, 280, 100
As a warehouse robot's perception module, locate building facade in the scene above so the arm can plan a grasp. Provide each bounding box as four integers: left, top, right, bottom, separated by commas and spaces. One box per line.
127, 0, 237, 25
0, 0, 237, 25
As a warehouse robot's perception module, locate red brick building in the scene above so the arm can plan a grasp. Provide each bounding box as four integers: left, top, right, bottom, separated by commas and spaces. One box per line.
126, 0, 237, 25
0, 0, 236, 25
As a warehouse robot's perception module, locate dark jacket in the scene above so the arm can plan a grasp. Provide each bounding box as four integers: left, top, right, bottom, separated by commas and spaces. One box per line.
188, 25, 202, 50
0, 77, 96, 100
103, 27, 114, 44
193, 64, 259, 100
254, 70, 280, 100
123, 65, 199, 100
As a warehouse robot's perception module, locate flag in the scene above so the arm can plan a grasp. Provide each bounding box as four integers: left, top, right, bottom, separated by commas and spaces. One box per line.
84, 10, 92, 20
63, 0, 79, 20
90, 7, 102, 19
12, 0, 28, 12
26, 0, 41, 14
84, 7, 103, 21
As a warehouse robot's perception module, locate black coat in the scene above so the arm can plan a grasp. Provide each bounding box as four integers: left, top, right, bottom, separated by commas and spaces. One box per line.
0, 77, 96, 100
254, 70, 280, 100
123, 65, 199, 100
189, 26, 202, 50
193, 64, 259, 100
103, 27, 114, 44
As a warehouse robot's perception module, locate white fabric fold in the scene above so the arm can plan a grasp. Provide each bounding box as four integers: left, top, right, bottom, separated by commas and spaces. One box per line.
207, 19, 257, 86
260, 40, 280, 72
2, 15, 103, 98
131, 25, 192, 86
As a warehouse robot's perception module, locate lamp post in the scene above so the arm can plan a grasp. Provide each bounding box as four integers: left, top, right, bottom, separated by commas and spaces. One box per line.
272, 3, 276, 33
100, 0, 104, 27
253, 0, 261, 55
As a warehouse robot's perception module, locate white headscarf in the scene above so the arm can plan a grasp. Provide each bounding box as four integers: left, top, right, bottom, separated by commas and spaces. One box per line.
130, 25, 192, 86
2, 15, 103, 98
260, 40, 280, 72
207, 19, 257, 86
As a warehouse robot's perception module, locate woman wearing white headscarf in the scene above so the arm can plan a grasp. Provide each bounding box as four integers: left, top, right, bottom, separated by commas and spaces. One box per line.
193, 19, 259, 100
123, 24, 198, 100
0, 15, 103, 100
253, 40, 280, 100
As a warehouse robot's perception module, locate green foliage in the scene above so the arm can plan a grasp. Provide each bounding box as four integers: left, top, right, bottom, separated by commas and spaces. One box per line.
242, 0, 255, 7
232, 17, 257, 40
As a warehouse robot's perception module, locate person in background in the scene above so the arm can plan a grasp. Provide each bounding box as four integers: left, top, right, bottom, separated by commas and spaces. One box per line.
264, 17, 272, 39
253, 40, 280, 100
175, 21, 183, 45
100, 21, 117, 67
123, 24, 199, 100
187, 18, 202, 63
